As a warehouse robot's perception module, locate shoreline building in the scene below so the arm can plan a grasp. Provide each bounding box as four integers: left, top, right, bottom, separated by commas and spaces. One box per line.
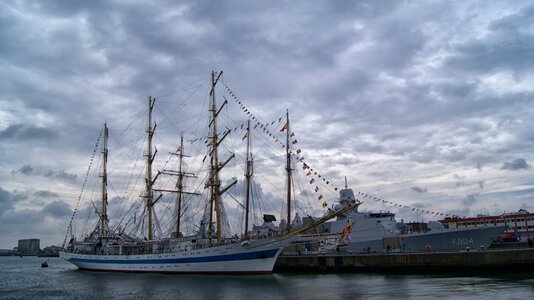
440, 209, 534, 240
17, 239, 40, 256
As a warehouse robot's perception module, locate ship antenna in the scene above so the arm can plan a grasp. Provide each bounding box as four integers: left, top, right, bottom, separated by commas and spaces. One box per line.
345, 176, 348, 189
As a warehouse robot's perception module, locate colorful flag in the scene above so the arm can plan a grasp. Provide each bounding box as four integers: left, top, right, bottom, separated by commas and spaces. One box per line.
339, 222, 353, 242
309, 178, 315, 184
290, 132, 295, 137
292, 139, 298, 144
306, 171, 312, 176
315, 186, 319, 192
280, 123, 288, 132
296, 149, 301, 154
176, 146, 181, 153
318, 194, 323, 200
242, 131, 248, 140
322, 201, 328, 208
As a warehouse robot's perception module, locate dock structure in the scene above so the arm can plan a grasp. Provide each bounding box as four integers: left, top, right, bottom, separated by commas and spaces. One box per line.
274, 248, 534, 273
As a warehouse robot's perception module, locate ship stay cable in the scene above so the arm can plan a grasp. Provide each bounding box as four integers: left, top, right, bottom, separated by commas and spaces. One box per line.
62, 129, 103, 248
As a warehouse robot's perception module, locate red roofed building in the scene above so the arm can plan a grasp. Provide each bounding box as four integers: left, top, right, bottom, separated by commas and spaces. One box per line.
439, 209, 534, 241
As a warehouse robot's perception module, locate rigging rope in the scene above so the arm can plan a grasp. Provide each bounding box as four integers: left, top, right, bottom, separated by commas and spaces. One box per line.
62, 128, 103, 248
223, 83, 460, 219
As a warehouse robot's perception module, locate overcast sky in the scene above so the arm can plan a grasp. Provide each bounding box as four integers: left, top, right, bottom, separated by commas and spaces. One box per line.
1, 0, 534, 249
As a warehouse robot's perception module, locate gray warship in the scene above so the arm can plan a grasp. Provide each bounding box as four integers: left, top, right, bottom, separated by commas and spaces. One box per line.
311, 186, 507, 253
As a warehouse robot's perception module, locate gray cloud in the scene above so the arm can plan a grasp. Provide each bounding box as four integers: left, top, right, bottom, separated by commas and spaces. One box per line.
445, 5, 534, 76
11, 165, 34, 176
34, 190, 60, 198
42, 200, 72, 218
453, 174, 465, 180
0, 186, 17, 214
411, 202, 431, 209
0, 186, 28, 217
10, 165, 78, 183
43, 170, 78, 182
462, 194, 478, 206
0, 124, 56, 140
411, 186, 428, 193
501, 158, 530, 170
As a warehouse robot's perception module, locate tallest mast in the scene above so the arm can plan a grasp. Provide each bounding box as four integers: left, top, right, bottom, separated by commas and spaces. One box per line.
207, 71, 235, 243
205, 71, 236, 243
146, 96, 156, 241
210, 70, 222, 243
285, 110, 292, 230
175, 133, 185, 237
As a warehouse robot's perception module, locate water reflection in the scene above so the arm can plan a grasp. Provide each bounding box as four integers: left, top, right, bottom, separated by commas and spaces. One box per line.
1, 257, 533, 299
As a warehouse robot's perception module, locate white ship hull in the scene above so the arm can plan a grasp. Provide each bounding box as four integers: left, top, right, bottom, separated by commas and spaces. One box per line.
61, 239, 289, 274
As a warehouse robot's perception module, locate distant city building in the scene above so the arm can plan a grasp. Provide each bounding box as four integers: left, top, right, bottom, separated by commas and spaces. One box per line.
41, 245, 61, 257
18, 239, 40, 256
0, 249, 14, 256
440, 209, 534, 240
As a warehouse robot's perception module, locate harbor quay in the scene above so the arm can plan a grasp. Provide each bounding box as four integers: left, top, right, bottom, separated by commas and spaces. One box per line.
274, 248, 534, 273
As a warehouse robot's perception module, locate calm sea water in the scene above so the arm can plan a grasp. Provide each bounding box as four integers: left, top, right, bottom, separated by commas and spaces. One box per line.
0, 256, 533, 299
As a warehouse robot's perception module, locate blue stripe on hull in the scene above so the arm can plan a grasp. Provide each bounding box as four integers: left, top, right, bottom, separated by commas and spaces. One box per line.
68, 248, 279, 265
75, 268, 274, 275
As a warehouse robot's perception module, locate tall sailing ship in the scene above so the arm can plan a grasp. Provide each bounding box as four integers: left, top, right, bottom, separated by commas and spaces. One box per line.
60, 71, 357, 274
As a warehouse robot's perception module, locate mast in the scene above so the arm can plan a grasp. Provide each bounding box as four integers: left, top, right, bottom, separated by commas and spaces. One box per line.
207, 70, 236, 243
210, 70, 222, 243
100, 122, 108, 236
153, 134, 199, 238
285, 109, 292, 230
244, 119, 253, 239
175, 133, 185, 237
145, 96, 156, 241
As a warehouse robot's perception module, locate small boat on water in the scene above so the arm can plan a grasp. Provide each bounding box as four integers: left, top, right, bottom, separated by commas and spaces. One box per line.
41, 261, 48, 268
